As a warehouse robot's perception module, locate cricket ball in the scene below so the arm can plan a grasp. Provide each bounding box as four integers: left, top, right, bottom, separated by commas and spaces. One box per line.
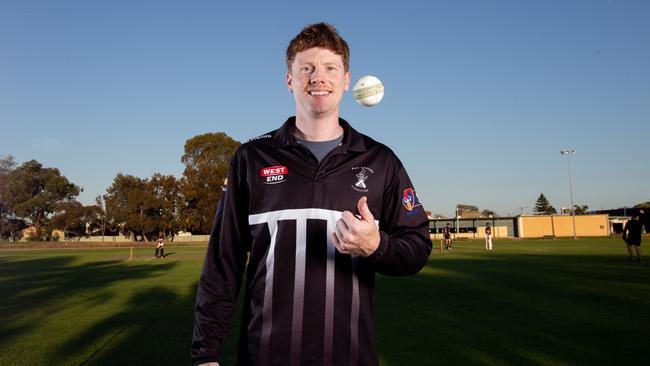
352, 75, 384, 107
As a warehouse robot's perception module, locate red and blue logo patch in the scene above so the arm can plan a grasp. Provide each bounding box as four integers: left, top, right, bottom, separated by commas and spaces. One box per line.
402, 188, 422, 211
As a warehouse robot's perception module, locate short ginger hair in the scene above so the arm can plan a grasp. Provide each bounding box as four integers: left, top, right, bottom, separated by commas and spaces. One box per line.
286, 22, 350, 72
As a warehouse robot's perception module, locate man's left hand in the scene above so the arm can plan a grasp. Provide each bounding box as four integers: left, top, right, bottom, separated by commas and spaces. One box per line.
332, 196, 380, 257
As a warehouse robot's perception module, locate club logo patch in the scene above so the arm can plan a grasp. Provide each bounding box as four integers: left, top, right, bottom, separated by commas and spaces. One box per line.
261, 165, 288, 184
351, 166, 374, 192
402, 188, 422, 211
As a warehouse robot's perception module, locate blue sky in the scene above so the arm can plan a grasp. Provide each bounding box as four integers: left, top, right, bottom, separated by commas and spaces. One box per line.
1, 0, 649, 217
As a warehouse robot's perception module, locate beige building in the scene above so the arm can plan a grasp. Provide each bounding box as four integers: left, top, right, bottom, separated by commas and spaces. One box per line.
517, 214, 609, 238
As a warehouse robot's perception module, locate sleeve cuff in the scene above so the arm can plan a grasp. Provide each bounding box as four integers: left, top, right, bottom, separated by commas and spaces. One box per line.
366, 231, 388, 264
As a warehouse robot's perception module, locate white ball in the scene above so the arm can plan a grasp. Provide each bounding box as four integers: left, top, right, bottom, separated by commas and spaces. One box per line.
352, 75, 384, 107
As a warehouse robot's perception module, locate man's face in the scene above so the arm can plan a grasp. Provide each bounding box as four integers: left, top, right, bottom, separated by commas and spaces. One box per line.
287, 47, 350, 119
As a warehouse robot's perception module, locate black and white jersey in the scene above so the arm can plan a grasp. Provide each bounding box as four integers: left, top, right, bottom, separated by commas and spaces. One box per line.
443, 226, 452, 239
192, 117, 432, 366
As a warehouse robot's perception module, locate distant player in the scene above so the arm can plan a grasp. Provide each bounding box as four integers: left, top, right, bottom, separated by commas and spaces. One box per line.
155, 232, 165, 259
442, 223, 452, 250
622, 214, 642, 261
485, 223, 493, 250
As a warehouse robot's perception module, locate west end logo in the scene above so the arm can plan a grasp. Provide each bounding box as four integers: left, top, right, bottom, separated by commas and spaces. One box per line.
351, 166, 374, 192
261, 166, 288, 184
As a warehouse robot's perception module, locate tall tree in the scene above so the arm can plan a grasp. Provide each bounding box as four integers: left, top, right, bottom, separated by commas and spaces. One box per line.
5, 160, 81, 240
180, 132, 240, 234
148, 173, 182, 239
534, 193, 557, 214
0, 155, 16, 239
51, 201, 102, 239
105, 173, 157, 241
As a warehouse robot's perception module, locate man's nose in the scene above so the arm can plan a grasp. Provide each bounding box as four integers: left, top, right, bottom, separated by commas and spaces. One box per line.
310, 67, 326, 84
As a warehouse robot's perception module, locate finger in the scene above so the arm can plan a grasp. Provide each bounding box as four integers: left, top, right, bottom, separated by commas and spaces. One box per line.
331, 233, 349, 254
336, 218, 350, 236
341, 211, 359, 228
333, 222, 349, 244
357, 196, 374, 221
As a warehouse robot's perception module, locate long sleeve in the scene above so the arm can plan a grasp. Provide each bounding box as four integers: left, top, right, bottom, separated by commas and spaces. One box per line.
191, 156, 251, 365
366, 163, 432, 276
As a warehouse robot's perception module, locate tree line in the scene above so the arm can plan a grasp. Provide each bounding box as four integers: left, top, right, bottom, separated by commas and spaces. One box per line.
0, 132, 240, 241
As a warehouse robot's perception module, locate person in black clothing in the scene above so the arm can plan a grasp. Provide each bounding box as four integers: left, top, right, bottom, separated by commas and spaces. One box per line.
623, 214, 642, 261
443, 223, 452, 250
191, 23, 432, 366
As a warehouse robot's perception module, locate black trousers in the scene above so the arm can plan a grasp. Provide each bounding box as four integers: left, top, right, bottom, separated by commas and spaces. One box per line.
155, 247, 164, 258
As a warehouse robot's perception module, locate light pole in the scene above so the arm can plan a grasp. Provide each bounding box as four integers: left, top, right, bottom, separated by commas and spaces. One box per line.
560, 149, 577, 239
455, 207, 460, 240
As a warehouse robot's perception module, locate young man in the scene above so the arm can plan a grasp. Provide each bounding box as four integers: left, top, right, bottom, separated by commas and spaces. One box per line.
485, 223, 493, 250
155, 232, 165, 259
443, 222, 452, 250
191, 23, 432, 366
622, 214, 642, 261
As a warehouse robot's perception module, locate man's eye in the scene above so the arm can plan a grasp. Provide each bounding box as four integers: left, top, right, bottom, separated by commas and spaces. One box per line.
301, 66, 313, 72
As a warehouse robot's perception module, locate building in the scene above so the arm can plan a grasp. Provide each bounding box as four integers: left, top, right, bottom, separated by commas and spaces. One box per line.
429, 214, 610, 239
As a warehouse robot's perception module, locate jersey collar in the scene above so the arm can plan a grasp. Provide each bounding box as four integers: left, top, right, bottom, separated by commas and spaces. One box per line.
272, 116, 366, 152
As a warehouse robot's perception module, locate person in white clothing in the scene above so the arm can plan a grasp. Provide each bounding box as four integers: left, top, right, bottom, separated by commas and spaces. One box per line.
485, 223, 493, 250
155, 232, 165, 259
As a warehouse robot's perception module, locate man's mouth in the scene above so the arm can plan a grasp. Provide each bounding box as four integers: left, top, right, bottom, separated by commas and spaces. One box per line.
309, 90, 330, 96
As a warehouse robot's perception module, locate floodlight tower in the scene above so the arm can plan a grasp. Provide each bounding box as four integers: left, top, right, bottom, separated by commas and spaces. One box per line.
455, 207, 460, 239
560, 149, 577, 239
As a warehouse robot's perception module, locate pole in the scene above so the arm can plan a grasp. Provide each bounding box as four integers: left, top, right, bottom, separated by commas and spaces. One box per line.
455, 207, 460, 240
561, 150, 577, 239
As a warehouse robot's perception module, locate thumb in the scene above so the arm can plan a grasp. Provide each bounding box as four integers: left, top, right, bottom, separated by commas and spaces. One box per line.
357, 196, 374, 221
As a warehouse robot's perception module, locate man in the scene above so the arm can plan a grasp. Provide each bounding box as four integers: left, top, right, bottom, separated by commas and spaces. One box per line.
485, 223, 493, 250
443, 222, 452, 250
622, 214, 642, 261
155, 232, 165, 259
191, 23, 432, 366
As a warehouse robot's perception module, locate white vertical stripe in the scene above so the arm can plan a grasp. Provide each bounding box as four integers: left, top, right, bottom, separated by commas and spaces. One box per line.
350, 256, 360, 365
259, 220, 277, 365
290, 218, 307, 365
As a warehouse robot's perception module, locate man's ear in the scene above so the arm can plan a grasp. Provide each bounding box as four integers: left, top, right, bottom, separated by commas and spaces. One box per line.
286, 72, 293, 92
344, 71, 351, 92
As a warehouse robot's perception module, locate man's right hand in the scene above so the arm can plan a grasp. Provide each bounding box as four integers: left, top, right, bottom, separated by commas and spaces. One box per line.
198, 363, 219, 366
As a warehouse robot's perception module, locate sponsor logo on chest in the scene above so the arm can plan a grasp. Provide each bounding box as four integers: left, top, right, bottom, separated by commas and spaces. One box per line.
261, 165, 288, 184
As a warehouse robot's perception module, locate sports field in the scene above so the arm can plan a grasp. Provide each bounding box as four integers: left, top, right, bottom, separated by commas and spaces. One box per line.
0, 238, 648, 366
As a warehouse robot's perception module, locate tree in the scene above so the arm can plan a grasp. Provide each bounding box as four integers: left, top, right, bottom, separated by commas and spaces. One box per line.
633, 201, 650, 209
5, 160, 81, 240
0, 154, 16, 240
456, 204, 479, 213
534, 193, 557, 215
105, 174, 157, 241
481, 209, 496, 217
180, 132, 240, 234
148, 173, 182, 240
50, 201, 102, 240
573, 205, 589, 215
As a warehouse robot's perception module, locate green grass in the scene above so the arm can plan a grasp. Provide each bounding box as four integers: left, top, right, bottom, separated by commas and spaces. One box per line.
1, 238, 648, 365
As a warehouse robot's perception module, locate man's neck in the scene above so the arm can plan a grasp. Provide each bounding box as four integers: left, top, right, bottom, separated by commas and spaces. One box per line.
294, 113, 344, 142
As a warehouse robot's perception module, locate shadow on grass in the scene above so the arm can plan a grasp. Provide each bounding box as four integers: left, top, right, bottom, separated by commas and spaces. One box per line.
51, 284, 198, 365
375, 253, 650, 366
0, 255, 180, 363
